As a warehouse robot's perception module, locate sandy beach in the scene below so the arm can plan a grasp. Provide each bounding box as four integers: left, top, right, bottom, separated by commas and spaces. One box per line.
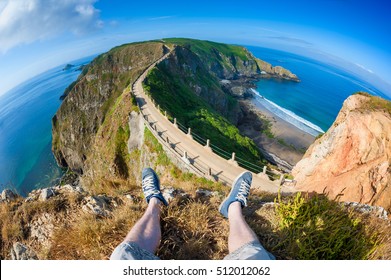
238, 99, 316, 171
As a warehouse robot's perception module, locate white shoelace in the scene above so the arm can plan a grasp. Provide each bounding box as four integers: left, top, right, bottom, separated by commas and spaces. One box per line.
236, 180, 250, 206
142, 176, 160, 198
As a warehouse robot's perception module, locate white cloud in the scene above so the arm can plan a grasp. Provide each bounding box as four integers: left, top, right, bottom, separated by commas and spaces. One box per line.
355, 63, 374, 74
0, 0, 101, 52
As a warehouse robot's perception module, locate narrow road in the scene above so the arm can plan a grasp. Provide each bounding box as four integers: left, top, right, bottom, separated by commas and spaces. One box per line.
133, 51, 287, 193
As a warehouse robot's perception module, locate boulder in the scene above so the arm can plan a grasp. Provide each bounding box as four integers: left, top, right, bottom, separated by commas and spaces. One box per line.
162, 187, 176, 203
1, 189, 17, 201
40, 188, 56, 201
82, 196, 110, 216
29, 213, 55, 246
10, 242, 38, 260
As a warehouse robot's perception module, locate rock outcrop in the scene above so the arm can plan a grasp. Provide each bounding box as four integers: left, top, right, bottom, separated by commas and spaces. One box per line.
256, 59, 299, 81
52, 42, 169, 173
292, 93, 391, 213
10, 243, 38, 260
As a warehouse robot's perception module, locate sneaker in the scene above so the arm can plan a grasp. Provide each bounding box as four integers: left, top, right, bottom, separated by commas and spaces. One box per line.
219, 171, 252, 218
142, 167, 168, 206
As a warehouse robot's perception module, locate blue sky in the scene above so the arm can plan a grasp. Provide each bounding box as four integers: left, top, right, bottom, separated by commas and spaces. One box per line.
0, 0, 390, 97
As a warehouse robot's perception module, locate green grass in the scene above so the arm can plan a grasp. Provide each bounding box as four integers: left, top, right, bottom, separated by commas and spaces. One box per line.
354, 91, 391, 116
143, 60, 265, 166
274, 192, 382, 259
113, 125, 130, 178
144, 128, 171, 167
162, 38, 250, 61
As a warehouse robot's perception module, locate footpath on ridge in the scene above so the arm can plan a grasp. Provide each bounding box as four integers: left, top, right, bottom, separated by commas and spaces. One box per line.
132, 50, 290, 194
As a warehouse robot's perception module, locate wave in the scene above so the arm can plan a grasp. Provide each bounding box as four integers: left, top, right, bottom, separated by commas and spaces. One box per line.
250, 89, 325, 136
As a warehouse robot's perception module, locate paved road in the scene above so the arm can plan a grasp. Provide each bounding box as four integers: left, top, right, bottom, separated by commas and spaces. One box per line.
132, 51, 287, 193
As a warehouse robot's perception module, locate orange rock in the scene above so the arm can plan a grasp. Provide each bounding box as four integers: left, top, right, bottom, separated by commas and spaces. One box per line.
292, 94, 391, 214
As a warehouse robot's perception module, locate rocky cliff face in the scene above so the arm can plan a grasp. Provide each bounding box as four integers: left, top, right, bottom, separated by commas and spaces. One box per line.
292, 93, 391, 213
255, 59, 299, 81
52, 42, 168, 173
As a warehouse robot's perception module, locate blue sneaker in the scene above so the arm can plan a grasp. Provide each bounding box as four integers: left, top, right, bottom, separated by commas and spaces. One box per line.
219, 171, 252, 218
142, 168, 168, 206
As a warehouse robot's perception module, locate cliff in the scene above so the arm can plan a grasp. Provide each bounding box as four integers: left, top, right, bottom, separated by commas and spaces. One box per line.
292, 93, 391, 214
52, 38, 299, 177
52, 42, 168, 173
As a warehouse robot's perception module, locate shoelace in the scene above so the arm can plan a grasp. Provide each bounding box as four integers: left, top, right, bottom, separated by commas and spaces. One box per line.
236, 180, 250, 206
142, 176, 160, 198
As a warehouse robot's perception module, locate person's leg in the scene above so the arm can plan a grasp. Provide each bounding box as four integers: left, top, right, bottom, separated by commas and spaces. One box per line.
123, 197, 162, 253
110, 168, 168, 260
219, 171, 275, 260
227, 201, 259, 253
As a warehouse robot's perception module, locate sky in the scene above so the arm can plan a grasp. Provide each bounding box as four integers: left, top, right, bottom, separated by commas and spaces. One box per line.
0, 0, 390, 98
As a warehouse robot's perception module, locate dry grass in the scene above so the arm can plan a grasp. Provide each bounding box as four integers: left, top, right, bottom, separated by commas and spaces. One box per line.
1, 181, 391, 260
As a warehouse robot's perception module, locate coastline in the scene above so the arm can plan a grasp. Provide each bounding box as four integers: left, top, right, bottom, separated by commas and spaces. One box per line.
238, 99, 315, 171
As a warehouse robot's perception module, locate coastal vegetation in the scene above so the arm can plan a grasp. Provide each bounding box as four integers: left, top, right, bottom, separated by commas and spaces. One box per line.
143, 39, 267, 167
355, 91, 391, 115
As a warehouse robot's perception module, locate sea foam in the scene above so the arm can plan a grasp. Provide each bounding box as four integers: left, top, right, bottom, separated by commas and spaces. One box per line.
250, 89, 325, 137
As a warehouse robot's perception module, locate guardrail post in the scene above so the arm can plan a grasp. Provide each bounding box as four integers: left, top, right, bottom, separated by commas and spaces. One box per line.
166, 136, 169, 144
182, 150, 190, 164
228, 152, 239, 166
204, 139, 212, 152
207, 167, 212, 176
279, 174, 284, 185
263, 166, 267, 174
174, 118, 178, 128
157, 104, 160, 111
187, 127, 193, 139
164, 111, 167, 118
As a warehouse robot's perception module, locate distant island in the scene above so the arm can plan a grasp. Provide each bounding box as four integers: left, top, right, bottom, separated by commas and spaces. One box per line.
62, 64, 75, 71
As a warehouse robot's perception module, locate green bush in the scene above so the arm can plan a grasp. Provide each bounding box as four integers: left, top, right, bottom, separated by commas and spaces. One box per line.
274, 192, 380, 259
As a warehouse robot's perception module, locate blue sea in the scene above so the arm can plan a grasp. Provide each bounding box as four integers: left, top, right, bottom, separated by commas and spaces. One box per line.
0, 56, 94, 196
0, 47, 389, 196
247, 46, 389, 137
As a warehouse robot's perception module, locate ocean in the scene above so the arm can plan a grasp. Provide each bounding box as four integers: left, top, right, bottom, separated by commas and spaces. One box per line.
247, 46, 389, 137
0, 56, 94, 196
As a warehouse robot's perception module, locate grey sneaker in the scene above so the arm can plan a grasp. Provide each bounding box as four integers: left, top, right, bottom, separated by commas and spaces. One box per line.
219, 171, 252, 218
142, 167, 168, 206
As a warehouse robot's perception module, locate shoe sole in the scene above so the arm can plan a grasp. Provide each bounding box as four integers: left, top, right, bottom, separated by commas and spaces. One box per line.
218, 171, 251, 214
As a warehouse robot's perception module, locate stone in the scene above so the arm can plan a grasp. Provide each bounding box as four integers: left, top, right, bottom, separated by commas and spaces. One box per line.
29, 213, 55, 246
10, 242, 38, 260
196, 189, 213, 197
82, 196, 110, 217
40, 188, 56, 201
128, 111, 144, 152
195, 189, 221, 199
25, 197, 34, 203
162, 187, 176, 203
344, 202, 388, 221
125, 194, 135, 201
2, 189, 17, 201
62, 184, 85, 193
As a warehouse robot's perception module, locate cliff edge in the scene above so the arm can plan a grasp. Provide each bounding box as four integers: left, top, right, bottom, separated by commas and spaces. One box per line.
292, 93, 391, 213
